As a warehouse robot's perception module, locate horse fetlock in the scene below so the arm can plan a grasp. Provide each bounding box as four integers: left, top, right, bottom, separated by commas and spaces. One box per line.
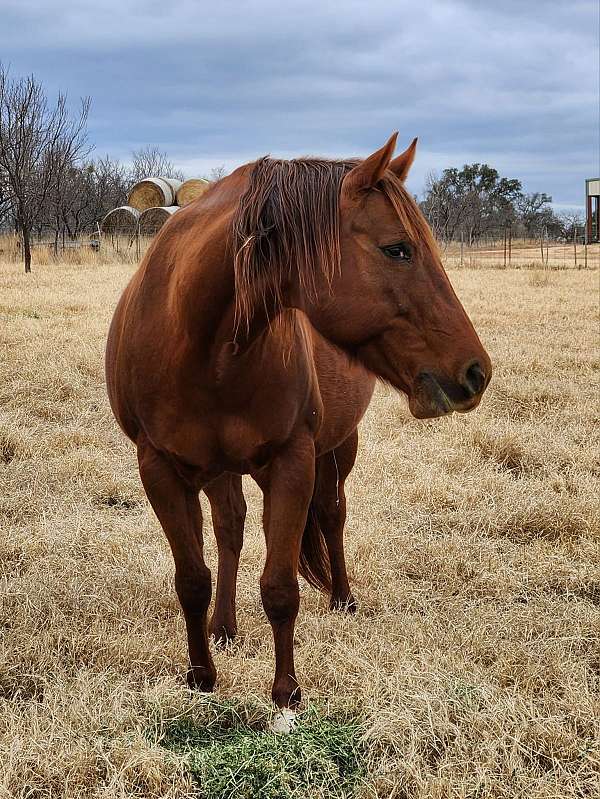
186, 664, 217, 692
272, 676, 301, 709
330, 592, 358, 613
209, 612, 237, 647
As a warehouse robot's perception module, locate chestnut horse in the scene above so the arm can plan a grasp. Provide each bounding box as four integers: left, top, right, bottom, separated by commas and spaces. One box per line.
106, 134, 491, 710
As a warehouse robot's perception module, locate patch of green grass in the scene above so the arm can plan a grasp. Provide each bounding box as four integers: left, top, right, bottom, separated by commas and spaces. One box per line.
152, 697, 367, 799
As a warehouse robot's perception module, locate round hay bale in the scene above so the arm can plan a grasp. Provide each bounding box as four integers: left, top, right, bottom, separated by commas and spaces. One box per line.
101, 205, 140, 236
138, 205, 179, 236
128, 177, 183, 211
176, 178, 210, 207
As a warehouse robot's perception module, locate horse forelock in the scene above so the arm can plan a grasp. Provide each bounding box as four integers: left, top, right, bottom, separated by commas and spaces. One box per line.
378, 174, 440, 258
231, 156, 437, 334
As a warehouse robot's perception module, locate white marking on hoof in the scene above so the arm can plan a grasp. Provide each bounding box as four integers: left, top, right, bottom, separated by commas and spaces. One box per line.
270, 708, 297, 734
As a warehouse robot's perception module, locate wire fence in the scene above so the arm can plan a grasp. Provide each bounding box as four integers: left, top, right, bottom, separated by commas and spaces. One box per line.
1, 229, 598, 270
440, 234, 597, 270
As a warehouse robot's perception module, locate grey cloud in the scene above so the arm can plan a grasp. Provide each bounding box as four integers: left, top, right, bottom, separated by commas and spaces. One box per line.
0, 0, 597, 205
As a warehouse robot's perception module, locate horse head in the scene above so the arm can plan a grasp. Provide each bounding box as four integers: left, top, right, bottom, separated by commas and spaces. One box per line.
315, 133, 492, 417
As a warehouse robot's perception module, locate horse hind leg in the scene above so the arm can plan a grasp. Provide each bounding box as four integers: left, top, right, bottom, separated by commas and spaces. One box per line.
137, 436, 216, 691
313, 429, 359, 613
204, 473, 246, 647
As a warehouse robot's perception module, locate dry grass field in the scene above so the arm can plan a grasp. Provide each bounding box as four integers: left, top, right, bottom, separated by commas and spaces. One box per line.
0, 254, 599, 798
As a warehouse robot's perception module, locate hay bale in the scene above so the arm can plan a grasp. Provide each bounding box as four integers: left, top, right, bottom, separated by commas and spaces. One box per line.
127, 177, 183, 211
176, 178, 210, 207
101, 206, 140, 236
138, 206, 179, 236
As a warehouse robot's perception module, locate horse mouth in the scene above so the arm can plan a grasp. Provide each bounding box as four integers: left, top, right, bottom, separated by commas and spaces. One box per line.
409, 373, 482, 419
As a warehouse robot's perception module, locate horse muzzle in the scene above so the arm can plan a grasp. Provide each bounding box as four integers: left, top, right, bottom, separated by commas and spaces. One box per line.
409, 360, 491, 419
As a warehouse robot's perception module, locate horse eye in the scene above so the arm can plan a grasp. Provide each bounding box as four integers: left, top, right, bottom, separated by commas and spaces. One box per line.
380, 243, 411, 261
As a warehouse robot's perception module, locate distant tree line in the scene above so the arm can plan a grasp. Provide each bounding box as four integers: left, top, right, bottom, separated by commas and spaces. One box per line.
420, 163, 583, 246
0, 65, 585, 273
0, 66, 224, 272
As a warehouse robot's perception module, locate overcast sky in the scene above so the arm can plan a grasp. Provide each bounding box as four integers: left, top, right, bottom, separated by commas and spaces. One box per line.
1, 0, 598, 208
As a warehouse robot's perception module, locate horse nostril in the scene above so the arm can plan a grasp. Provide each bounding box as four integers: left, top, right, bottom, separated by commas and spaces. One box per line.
463, 361, 486, 398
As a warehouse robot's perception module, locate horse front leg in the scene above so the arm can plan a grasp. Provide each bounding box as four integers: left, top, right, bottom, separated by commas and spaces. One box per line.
137, 436, 216, 691
257, 431, 315, 709
204, 473, 246, 647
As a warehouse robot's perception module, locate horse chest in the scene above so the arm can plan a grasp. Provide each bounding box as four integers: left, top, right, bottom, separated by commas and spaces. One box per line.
218, 407, 312, 467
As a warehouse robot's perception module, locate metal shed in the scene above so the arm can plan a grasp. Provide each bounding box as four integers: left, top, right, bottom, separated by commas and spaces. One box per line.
585, 178, 599, 242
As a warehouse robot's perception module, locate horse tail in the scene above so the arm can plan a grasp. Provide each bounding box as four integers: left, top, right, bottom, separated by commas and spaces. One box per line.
298, 467, 332, 594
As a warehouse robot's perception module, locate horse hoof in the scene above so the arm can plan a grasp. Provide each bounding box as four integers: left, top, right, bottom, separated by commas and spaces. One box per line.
186, 666, 216, 692
212, 635, 235, 651
270, 708, 297, 734
330, 594, 358, 614
209, 626, 237, 650
209, 618, 237, 648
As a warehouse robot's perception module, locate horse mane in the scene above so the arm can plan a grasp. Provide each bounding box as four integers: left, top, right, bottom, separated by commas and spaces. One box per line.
231, 156, 438, 333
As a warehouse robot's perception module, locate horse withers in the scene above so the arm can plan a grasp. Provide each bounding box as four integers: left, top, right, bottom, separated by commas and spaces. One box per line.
105, 134, 491, 712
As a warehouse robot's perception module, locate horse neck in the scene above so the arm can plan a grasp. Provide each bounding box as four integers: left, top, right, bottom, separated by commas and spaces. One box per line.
169, 166, 327, 357
167, 175, 250, 352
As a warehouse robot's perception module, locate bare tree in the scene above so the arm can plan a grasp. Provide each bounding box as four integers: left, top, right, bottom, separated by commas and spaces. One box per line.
209, 165, 227, 183
130, 145, 185, 182
0, 65, 90, 272
39, 154, 131, 246
86, 155, 129, 221
0, 166, 12, 229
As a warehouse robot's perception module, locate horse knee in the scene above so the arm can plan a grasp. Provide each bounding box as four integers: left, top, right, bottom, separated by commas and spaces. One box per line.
175, 567, 212, 615
260, 577, 299, 626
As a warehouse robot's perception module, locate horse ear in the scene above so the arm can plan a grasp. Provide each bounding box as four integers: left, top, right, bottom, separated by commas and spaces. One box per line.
388, 137, 418, 182
341, 132, 398, 198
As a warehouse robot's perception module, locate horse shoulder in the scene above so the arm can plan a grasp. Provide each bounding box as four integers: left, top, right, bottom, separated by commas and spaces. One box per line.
215, 309, 324, 461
